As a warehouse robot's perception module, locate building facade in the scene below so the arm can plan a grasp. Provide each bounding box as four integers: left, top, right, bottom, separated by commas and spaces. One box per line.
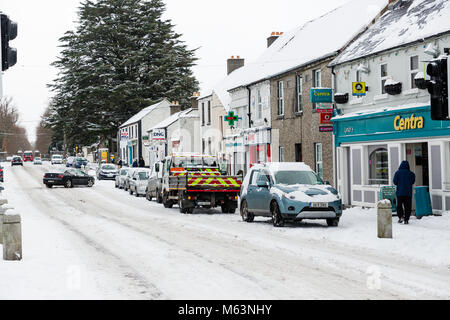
330, 0, 450, 213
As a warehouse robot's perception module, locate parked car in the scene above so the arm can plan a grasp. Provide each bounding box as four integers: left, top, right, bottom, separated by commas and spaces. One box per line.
146, 162, 163, 203
128, 168, 151, 197
11, 156, 23, 166
0, 165, 3, 182
115, 167, 129, 189
73, 157, 88, 168
240, 162, 342, 227
123, 168, 137, 191
43, 168, 95, 188
66, 156, 75, 167
6, 156, 12, 161
33, 157, 42, 165
96, 163, 118, 180
51, 154, 63, 165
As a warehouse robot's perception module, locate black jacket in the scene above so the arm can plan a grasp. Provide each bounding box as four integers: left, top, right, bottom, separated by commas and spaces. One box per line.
393, 161, 416, 197
138, 159, 145, 167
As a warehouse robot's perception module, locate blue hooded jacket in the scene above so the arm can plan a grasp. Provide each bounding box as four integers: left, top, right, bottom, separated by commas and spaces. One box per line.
393, 161, 416, 197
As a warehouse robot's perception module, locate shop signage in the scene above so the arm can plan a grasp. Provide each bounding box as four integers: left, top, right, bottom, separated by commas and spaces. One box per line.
310, 88, 333, 103
121, 132, 128, 139
224, 111, 241, 126
316, 103, 334, 113
352, 82, 366, 96
319, 126, 333, 132
394, 114, 424, 131
152, 129, 166, 141
320, 112, 333, 124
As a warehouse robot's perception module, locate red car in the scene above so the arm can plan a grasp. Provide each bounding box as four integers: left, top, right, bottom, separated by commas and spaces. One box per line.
23, 151, 33, 162
0, 165, 3, 182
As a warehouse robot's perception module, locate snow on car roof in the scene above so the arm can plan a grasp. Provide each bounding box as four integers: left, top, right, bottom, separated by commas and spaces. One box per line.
254, 162, 313, 172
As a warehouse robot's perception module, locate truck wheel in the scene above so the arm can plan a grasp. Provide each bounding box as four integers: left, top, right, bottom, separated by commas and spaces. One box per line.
240, 200, 254, 222
163, 192, 173, 208
146, 192, 152, 201
179, 198, 188, 214
221, 205, 229, 213
129, 188, 133, 195
187, 207, 194, 214
156, 189, 163, 203
228, 208, 236, 214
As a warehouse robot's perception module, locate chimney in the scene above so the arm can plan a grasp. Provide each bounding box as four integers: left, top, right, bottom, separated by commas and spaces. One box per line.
170, 101, 181, 115
190, 92, 200, 110
227, 55, 245, 75
267, 31, 283, 48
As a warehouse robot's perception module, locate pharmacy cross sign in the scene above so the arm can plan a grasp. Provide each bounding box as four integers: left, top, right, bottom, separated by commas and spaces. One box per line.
224, 111, 241, 126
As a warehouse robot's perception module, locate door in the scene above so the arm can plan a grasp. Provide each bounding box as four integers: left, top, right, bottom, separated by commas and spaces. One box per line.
405, 142, 429, 212
254, 170, 272, 215
246, 169, 260, 211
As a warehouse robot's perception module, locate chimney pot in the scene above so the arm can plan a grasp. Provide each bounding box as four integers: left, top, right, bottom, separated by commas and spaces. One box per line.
227, 56, 244, 75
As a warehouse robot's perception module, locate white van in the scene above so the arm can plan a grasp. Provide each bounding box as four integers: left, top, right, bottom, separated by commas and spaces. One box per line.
51, 154, 63, 165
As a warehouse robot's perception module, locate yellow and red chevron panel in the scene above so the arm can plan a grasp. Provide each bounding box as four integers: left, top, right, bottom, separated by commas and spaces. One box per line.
187, 176, 242, 188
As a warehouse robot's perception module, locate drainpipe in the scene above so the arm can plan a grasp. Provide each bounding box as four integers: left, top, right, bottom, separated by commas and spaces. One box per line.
246, 86, 252, 129
331, 65, 337, 188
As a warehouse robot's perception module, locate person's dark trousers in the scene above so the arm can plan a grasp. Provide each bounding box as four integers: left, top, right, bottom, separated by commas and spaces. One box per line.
397, 196, 412, 221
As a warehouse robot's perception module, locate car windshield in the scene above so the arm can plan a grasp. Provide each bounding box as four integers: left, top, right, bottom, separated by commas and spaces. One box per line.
172, 156, 218, 168
75, 158, 87, 162
53, 155, 62, 159
120, 169, 128, 175
138, 172, 149, 180
35, 158, 41, 160
102, 165, 116, 170
273, 170, 324, 186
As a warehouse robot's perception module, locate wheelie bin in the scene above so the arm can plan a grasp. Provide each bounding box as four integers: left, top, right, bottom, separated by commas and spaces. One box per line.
414, 186, 433, 219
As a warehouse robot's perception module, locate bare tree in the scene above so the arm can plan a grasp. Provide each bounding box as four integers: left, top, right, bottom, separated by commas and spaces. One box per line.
0, 97, 32, 155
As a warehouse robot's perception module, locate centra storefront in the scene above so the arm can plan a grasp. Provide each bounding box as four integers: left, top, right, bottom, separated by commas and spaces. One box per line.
332, 105, 450, 214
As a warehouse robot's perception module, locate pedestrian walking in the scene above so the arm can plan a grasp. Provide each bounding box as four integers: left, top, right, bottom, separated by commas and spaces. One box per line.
132, 159, 138, 168
138, 157, 145, 168
393, 160, 416, 224
118, 159, 123, 169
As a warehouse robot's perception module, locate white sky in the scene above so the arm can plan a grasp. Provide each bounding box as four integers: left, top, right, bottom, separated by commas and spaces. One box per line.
0, 0, 349, 143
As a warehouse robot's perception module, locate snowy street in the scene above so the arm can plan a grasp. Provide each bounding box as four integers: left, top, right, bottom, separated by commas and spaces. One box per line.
1, 162, 450, 299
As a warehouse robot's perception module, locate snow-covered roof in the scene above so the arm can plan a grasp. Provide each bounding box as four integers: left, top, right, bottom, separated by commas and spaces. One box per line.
120, 99, 170, 128
224, 0, 388, 91
330, 0, 450, 66
149, 108, 193, 131
331, 101, 428, 120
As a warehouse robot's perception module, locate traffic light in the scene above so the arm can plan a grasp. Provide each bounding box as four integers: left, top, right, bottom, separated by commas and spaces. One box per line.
427, 56, 449, 120
1, 13, 17, 71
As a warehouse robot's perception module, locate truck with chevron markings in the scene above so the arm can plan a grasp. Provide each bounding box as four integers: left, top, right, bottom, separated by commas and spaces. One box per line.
160, 153, 243, 214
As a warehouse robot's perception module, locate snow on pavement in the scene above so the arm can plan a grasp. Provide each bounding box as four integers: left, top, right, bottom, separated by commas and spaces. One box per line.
1, 162, 450, 299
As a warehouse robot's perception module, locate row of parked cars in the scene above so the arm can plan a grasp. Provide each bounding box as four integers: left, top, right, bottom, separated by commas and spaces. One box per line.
111, 157, 343, 227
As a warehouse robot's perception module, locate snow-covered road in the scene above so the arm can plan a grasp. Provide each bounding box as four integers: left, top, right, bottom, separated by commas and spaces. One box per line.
1, 162, 450, 299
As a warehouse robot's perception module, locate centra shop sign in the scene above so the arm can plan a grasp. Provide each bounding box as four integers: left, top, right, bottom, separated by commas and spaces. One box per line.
394, 114, 424, 131
310, 88, 333, 103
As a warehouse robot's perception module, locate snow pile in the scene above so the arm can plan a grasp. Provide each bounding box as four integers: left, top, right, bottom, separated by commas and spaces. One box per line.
283, 186, 339, 203
331, 0, 450, 66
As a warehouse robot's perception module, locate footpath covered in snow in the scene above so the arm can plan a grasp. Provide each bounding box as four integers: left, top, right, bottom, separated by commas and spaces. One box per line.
1, 162, 450, 299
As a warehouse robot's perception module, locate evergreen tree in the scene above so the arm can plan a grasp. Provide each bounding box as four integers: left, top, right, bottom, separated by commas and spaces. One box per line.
48, 0, 198, 149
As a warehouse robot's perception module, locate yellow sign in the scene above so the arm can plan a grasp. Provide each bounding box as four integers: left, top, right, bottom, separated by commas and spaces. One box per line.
394, 114, 424, 131
101, 151, 108, 161
352, 82, 366, 96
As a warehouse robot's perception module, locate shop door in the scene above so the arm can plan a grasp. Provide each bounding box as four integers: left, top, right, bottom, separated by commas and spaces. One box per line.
405, 142, 429, 212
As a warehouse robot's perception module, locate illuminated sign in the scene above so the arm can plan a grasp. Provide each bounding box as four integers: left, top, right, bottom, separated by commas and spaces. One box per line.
224, 111, 241, 126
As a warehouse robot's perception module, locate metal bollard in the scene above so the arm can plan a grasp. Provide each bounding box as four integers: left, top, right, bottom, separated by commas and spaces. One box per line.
0, 204, 14, 245
377, 200, 393, 239
2, 211, 22, 261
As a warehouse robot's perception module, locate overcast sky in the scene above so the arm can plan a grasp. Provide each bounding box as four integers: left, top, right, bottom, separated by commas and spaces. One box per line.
0, 0, 350, 143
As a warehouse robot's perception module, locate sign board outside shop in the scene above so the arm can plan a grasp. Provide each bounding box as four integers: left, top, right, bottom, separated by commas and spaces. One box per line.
152, 128, 166, 141
319, 126, 333, 132
320, 112, 333, 124
310, 88, 333, 103
316, 103, 334, 113
352, 82, 366, 96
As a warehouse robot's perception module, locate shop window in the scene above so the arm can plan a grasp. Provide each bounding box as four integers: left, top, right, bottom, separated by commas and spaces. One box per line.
380, 64, 388, 94
410, 55, 419, 89
369, 148, 389, 185
315, 143, 323, 179
296, 75, 303, 113
277, 81, 284, 116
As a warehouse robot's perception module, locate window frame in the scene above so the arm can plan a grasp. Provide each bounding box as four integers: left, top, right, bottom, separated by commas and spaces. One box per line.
201, 102, 205, 126
279, 146, 285, 162
257, 89, 263, 120
380, 63, 388, 94
296, 75, 303, 113
313, 69, 322, 87
207, 100, 211, 125
409, 55, 419, 89
277, 81, 284, 116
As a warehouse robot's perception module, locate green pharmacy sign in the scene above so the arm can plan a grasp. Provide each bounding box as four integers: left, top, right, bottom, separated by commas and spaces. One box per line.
224, 111, 241, 126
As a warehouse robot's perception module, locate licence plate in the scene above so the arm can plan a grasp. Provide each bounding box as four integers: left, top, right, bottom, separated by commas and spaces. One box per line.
48, 180, 54, 183
198, 202, 211, 206
311, 202, 328, 208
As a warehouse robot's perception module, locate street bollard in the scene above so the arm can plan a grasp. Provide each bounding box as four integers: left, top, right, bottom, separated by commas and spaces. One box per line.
377, 200, 393, 239
2, 210, 22, 261
0, 204, 14, 245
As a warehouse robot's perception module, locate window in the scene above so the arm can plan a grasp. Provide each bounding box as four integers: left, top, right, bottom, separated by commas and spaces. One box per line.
369, 148, 389, 185
257, 89, 263, 120
202, 139, 205, 154
279, 146, 285, 162
250, 170, 260, 186
208, 137, 212, 155
277, 81, 284, 116
410, 55, 419, 89
201, 103, 205, 126
315, 143, 323, 179
380, 64, 388, 94
313, 69, 322, 87
295, 143, 302, 162
207, 101, 211, 125
296, 75, 303, 113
